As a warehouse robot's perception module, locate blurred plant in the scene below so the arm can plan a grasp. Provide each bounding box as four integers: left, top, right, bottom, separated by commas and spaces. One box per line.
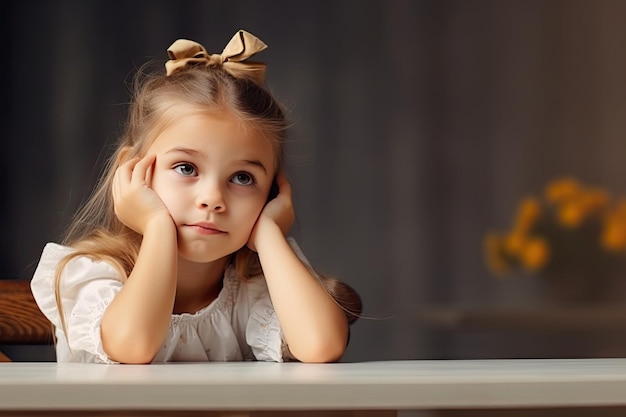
484, 177, 626, 277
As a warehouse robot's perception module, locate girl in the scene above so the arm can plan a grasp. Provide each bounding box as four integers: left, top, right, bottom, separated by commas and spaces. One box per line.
30, 30, 361, 364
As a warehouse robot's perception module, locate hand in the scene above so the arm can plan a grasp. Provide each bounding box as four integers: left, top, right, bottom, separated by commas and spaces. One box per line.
112, 154, 172, 234
247, 173, 295, 252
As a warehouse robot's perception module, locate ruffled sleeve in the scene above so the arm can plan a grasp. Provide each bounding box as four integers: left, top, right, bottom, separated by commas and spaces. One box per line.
30, 243, 124, 363
244, 275, 292, 362
244, 237, 312, 362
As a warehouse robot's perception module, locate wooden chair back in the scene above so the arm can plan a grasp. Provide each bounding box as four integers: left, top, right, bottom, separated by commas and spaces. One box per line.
0, 279, 54, 361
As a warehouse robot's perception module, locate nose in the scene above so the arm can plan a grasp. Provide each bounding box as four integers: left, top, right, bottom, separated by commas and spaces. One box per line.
197, 183, 226, 213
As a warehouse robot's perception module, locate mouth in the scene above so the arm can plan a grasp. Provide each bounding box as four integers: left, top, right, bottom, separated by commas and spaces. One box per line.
185, 222, 226, 235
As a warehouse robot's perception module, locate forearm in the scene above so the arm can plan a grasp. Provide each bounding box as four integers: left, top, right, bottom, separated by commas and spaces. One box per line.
255, 222, 348, 363
101, 217, 177, 363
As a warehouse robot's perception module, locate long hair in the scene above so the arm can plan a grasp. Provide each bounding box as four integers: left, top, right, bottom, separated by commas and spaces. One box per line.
54, 64, 361, 335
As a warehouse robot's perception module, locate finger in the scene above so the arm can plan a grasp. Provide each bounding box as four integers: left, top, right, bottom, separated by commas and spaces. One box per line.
275, 172, 292, 197
145, 155, 156, 188
118, 157, 140, 185
113, 158, 140, 205
275, 172, 290, 187
131, 154, 156, 185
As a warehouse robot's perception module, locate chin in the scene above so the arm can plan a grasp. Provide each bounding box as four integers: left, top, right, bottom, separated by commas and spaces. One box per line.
178, 246, 225, 264
178, 240, 246, 264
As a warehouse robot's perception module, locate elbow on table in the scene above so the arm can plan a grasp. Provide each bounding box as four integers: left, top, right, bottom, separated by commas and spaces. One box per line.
291, 337, 347, 363
102, 336, 159, 364
107, 345, 157, 364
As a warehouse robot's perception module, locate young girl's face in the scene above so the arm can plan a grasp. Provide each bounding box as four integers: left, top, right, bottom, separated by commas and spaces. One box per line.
146, 110, 276, 263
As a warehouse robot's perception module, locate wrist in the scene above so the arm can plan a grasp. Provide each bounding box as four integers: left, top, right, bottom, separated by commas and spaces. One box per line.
253, 221, 284, 253
143, 214, 176, 236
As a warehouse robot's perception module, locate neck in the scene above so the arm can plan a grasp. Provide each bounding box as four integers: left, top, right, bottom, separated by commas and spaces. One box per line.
173, 256, 230, 314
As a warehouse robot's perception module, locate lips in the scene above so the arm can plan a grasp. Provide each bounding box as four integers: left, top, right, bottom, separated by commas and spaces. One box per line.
186, 222, 226, 234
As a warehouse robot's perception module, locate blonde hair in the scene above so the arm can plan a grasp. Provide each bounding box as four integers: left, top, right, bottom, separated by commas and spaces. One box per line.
54, 64, 361, 336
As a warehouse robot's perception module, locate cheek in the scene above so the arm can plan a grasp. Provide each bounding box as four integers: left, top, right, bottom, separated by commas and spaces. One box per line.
236, 199, 267, 229
150, 173, 181, 214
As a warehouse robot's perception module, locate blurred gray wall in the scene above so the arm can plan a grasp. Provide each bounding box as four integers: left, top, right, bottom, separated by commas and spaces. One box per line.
4, 0, 626, 362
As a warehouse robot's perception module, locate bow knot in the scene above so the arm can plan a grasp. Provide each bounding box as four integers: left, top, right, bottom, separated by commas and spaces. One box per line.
165, 30, 268, 85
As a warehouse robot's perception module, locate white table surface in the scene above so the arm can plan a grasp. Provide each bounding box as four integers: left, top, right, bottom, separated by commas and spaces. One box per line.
1, 359, 626, 411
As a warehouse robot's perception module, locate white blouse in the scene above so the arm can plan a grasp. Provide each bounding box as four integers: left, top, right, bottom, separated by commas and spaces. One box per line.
30, 240, 306, 364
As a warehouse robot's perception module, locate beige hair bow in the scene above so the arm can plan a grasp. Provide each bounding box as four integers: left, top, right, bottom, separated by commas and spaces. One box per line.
165, 30, 268, 85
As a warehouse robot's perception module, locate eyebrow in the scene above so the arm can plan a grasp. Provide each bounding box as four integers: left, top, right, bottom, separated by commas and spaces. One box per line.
242, 159, 268, 174
165, 147, 204, 157
165, 147, 268, 174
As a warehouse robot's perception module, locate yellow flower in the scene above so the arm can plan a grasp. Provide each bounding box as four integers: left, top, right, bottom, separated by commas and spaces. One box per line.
551, 186, 607, 228
545, 177, 580, 204
504, 232, 527, 255
513, 197, 541, 234
556, 200, 586, 228
601, 213, 626, 251
483, 233, 510, 276
519, 237, 549, 271
485, 177, 626, 278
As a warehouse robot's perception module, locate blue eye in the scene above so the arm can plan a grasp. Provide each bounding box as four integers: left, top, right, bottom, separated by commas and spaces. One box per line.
174, 163, 196, 176
231, 172, 254, 186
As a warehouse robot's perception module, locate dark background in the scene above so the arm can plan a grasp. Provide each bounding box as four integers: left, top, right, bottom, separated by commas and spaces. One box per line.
4, 0, 626, 363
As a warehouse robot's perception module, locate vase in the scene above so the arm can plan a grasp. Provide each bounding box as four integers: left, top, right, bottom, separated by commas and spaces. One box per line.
539, 257, 626, 306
